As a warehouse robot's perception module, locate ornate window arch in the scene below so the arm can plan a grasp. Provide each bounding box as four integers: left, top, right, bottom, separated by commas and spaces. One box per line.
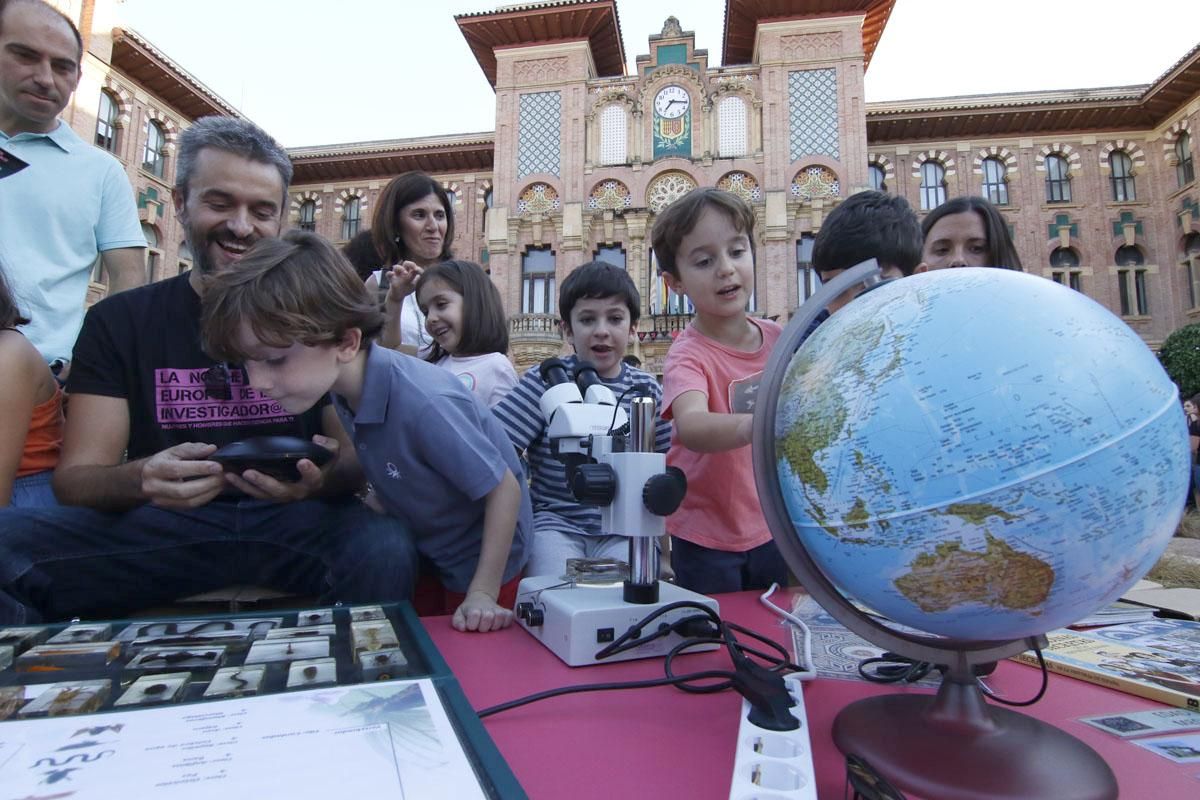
476, 179, 493, 206
291, 191, 323, 229
588, 179, 633, 211
517, 182, 561, 215
142, 120, 167, 178
912, 151, 954, 210
974, 147, 1017, 206
1107, 151, 1137, 202
867, 153, 894, 193
96, 91, 119, 152
717, 171, 761, 203
1035, 145, 1080, 203
790, 166, 839, 201
646, 171, 697, 213
1164, 121, 1194, 189
336, 190, 367, 240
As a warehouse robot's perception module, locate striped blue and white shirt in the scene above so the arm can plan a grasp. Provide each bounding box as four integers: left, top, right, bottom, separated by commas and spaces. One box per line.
493, 354, 671, 537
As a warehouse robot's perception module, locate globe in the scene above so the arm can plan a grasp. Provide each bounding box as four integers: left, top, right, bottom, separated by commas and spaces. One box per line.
753, 264, 1192, 799
772, 267, 1190, 642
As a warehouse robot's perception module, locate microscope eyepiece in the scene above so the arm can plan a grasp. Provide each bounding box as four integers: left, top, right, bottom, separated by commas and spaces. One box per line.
573, 361, 602, 393
539, 357, 572, 387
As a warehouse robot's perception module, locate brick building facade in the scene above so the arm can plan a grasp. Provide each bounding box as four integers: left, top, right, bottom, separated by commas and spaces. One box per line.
56, 0, 1200, 377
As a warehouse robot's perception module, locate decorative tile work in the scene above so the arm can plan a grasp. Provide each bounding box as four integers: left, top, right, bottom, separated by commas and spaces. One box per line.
517, 183, 561, 215
518, 91, 561, 178
718, 95, 748, 158
790, 166, 839, 200
599, 104, 627, 166
588, 179, 633, 210
788, 69, 839, 161
647, 171, 697, 213
717, 171, 761, 203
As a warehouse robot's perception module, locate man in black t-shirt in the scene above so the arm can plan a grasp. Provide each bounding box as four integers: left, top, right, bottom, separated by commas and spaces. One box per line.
0, 117, 416, 623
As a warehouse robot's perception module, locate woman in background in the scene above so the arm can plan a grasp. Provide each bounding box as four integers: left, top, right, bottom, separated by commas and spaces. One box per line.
366, 172, 455, 357
918, 196, 1022, 272
0, 265, 62, 507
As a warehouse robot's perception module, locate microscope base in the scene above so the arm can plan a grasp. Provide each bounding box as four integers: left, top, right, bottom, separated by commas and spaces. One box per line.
515, 576, 720, 667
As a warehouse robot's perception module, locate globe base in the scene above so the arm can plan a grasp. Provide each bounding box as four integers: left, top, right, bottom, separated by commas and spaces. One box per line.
833, 679, 1117, 799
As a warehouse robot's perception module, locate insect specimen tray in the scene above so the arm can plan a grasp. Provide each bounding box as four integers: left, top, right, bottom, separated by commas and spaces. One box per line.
0, 603, 525, 798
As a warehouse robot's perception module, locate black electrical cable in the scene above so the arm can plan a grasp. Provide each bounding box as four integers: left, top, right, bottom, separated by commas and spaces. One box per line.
855, 646, 1049, 707
476, 602, 803, 719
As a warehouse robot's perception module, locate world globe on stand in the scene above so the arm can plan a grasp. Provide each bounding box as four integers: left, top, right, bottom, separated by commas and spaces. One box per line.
754, 264, 1191, 799
774, 267, 1189, 640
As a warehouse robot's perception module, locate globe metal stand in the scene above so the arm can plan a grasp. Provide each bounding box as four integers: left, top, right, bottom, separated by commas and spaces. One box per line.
752, 262, 1118, 800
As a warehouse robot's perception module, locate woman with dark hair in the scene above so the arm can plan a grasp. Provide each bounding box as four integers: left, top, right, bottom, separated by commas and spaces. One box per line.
0, 265, 63, 507
917, 196, 1023, 272
366, 172, 456, 356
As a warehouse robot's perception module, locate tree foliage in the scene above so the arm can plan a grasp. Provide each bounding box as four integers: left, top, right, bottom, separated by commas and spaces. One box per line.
1160, 323, 1200, 400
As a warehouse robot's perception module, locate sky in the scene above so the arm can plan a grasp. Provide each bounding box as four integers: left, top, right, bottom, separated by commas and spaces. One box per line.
115, 0, 1199, 148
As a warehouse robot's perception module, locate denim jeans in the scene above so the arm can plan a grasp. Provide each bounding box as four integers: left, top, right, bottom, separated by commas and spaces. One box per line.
670, 536, 789, 595
10, 471, 58, 509
0, 495, 417, 624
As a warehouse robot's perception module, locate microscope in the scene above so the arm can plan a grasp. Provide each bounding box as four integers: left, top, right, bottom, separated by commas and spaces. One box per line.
514, 358, 720, 666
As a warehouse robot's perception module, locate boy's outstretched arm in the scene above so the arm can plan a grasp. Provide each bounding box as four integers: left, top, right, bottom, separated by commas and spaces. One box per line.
453, 467, 521, 633
670, 390, 753, 453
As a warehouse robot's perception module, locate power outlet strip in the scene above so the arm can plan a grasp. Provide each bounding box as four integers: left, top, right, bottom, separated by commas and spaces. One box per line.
727, 674, 817, 800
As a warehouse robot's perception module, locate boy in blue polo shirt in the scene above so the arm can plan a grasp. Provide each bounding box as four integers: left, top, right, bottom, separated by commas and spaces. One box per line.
200, 230, 531, 632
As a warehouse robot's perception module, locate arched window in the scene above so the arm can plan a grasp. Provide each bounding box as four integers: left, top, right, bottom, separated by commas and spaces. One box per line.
142, 120, 166, 178
919, 161, 946, 211
178, 241, 193, 273
96, 91, 118, 152
1184, 232, 1200, 309
484, 188, 494, 209
1049, 247, 1079, 268
1115, 245, 1144, 266
445, 189, 457, 208
717, 95, 748, 158
1177, 132, 1195, 188
1109, 151, 1136, 202
341, 197, 361, 240
1044, 155, 1071, 203
599, 104, 627, 166
867, 164, 887, 193
1050, 247, 1081, 291
298, 200, 316, 232
981, 157, 1008, 206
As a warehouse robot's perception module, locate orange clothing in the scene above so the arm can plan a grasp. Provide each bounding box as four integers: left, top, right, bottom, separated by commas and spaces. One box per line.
17, 384, 63, 477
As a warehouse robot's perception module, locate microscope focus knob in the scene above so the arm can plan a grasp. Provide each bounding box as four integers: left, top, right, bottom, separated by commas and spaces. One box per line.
643, 466, 688, 516
571, 463, 617, 505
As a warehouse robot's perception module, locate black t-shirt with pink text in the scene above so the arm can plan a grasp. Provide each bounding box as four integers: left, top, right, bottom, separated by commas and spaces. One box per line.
69, 272, 325, 461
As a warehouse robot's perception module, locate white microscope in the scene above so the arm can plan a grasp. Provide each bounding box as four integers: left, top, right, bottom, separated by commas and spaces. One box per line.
514, 358, 720, 666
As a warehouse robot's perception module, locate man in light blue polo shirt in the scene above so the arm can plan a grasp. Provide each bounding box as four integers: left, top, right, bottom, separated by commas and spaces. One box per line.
0, 0, 145, 364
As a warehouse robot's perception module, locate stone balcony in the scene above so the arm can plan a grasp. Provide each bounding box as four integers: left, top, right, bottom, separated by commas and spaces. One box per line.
509, 313, 564, 374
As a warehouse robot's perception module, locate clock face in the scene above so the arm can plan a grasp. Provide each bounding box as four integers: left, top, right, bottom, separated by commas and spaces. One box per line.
654, 86, 690, 119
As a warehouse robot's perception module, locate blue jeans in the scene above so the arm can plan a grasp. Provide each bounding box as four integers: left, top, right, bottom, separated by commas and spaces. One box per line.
0, 495, 417, 624
670, 536, 789, 595
10, 471, 58, 508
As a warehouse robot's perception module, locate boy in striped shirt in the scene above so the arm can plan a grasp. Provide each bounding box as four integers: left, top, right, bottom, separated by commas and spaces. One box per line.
493, 261, 671, 578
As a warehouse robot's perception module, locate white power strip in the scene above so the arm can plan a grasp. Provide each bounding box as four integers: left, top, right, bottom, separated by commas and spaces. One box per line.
727, 673, 817, 800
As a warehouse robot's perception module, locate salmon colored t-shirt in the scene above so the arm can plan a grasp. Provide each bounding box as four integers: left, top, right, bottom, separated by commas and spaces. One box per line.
662, 316, 782, 552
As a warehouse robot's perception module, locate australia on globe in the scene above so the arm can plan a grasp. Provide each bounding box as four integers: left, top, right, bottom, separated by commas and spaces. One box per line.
775, 268, 1190, 641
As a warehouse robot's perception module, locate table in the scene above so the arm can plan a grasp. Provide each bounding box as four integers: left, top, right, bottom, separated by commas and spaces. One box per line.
424, 589, 1200, 799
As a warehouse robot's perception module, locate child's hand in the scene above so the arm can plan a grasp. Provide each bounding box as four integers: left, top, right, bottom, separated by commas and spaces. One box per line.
452, 590, 514, 633
384, 261, 423, 308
